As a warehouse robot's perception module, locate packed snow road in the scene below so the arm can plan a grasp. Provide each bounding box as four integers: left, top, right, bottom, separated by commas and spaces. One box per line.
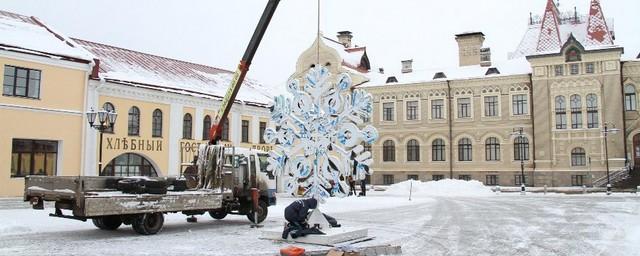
0, 180, 638, 255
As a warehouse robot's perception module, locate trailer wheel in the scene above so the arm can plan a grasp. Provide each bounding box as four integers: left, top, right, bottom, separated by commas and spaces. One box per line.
92, 216, 122, 230
208, 209, 227, 220
132, 213, 164, 235
246, 200, 268, 224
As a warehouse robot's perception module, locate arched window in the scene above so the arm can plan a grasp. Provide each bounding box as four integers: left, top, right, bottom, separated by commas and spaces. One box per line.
202, 115, 211, 140
555, 96, 566, 129
183, 113, 192, 139
128, 106, 140, 136
432, 139, 445, 161
485, 137, 500, 161
458, 138, 472, 161
383, 140, 395, 162
570, 95, 582, 129
152, 109, 162, 137
101, 153, 158, 177
624, 84, 636, 111
406, 139, 420, 162
102, 102, 115, 133
586, 94, 598, 128
514, 137, 529, 160
571, 148, 586, 166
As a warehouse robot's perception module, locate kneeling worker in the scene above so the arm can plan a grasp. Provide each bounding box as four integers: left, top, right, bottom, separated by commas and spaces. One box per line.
282, 197, 318, 238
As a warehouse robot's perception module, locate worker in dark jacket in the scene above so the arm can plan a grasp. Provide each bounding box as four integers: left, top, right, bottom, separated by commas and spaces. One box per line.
282, 197, 318, 239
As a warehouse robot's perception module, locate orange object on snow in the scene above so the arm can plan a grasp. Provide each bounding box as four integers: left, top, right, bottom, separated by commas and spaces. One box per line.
280, 245, 305, 256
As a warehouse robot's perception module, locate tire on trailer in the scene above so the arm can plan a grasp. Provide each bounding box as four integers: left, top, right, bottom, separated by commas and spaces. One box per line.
246, 200, 268, 224
208, 209, 227, 220
132, 212, 164, 235
92, 216, 122, 230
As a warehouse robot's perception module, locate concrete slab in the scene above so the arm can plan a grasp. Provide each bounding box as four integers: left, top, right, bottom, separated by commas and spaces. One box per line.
260, 227, 368, 246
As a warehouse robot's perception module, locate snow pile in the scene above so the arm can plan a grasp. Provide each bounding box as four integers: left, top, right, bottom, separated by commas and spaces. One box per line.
385, 179, 494, 197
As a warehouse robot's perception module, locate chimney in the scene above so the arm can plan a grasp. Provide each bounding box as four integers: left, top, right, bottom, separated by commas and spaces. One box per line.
455, 32, 485, 67
480, 47, 491, 67
336, 31, 353, 48
401, 59, 413, 73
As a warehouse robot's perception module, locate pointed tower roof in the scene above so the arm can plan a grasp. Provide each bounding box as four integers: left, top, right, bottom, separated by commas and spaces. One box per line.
585, 0, 613, 46
536, 0, 562, 52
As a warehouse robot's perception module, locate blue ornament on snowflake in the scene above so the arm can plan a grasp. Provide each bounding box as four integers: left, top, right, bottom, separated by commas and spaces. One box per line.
264, 66, 378, 201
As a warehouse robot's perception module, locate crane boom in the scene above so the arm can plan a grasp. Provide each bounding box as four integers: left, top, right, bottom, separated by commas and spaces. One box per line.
209, 0, 280, 144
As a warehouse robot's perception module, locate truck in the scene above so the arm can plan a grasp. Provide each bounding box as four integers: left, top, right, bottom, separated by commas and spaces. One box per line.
23, 0, 281, 235
24, 147, 276, 235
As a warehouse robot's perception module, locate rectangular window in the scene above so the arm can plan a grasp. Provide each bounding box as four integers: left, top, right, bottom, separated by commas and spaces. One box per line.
407, 174, 419, 181
515, 175, 529, 185
406, 101, 418, 120
484, 96, 498, 117
586, 63, 595, 74
458, 175, 471, 181
3, 65, 41, 99
587, 104, 598, 129
457, 98, 471, 118
431, 99, 444, 119
571, 175, 586, 186
221, 119, 230, 141
512, 94, 528, 115
432, 175, 444, 181
570, 63, 579, 75
383, 174, 394, 185
11, 139, 57, 177
383, 102, 394, 121
571, 108, 582, 129
241, 120, 250, 143
556, 110, 567, 129
363, 143, 371, 152
555, 65, 564, 76
486, 175, 499, 186
259, 122, 266, 144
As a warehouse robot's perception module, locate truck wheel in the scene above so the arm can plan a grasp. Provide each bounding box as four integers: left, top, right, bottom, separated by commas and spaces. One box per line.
246, 200, 268, 224
208, 209, 227, 220
132, 213, 164, 235
92, 216, 122, 230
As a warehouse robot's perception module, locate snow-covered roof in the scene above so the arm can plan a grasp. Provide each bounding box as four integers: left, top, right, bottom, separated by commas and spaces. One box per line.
362, 58, 532, 88
74, 39, 273, 106
509, 9, 616, 59
321, 36, 369, 72
0, 10, 94, 62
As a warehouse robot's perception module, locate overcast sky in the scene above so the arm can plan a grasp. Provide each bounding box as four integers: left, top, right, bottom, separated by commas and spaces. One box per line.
2, 0, 638, 89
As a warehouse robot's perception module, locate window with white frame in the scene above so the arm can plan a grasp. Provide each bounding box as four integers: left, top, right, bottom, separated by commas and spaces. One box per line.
555, 65, 564, 76
570, 94, 582, 129
383, 102, 395, 121
431, 99, 444, 119
624, 84, 636, 111
484, 95, 498, 117
457, 98, 471, 118
570, 63, 579, 75
555, 96, 567, 129
512, 94, 528, 115
406, 100, 418, 120
586, 94, 598, 128
585, 62, 595, 74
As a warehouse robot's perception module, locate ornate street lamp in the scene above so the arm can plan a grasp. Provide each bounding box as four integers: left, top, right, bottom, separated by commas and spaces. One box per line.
602, 122, 620, 195
86, 108, 117, 174
511, 127, 526, 195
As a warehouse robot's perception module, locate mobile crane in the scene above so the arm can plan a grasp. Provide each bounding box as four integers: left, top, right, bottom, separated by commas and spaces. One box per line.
23, 1, 281, 235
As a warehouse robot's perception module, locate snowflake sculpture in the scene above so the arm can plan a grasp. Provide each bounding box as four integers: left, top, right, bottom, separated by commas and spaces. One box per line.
263, 66, 378, 201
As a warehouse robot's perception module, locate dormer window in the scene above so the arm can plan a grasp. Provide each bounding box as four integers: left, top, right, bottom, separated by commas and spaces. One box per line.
386, 76, 398, 83
565, 47, 581, 62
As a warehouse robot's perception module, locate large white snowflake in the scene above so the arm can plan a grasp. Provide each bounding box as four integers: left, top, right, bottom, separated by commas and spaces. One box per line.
263, 66, 378, 200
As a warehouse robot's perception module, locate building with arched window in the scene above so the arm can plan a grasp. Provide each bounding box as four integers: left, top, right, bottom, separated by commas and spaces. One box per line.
288, 0, 640, 187
0, 10, 274, 196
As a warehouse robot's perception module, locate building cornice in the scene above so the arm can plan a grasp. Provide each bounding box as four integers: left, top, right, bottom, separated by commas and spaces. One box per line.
0, 48, 92, 71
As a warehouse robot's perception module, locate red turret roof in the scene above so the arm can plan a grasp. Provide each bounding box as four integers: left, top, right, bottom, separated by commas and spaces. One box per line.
536, 0, 562, 52
585, 0, 613, 45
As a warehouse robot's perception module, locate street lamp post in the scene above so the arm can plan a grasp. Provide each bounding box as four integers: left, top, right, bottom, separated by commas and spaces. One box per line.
511, 127, 526, 194
602, 122, 620, 195
86, 108, 117, 174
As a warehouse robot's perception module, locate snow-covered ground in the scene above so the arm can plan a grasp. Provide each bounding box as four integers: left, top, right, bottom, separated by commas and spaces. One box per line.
1, 180, 639, 255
